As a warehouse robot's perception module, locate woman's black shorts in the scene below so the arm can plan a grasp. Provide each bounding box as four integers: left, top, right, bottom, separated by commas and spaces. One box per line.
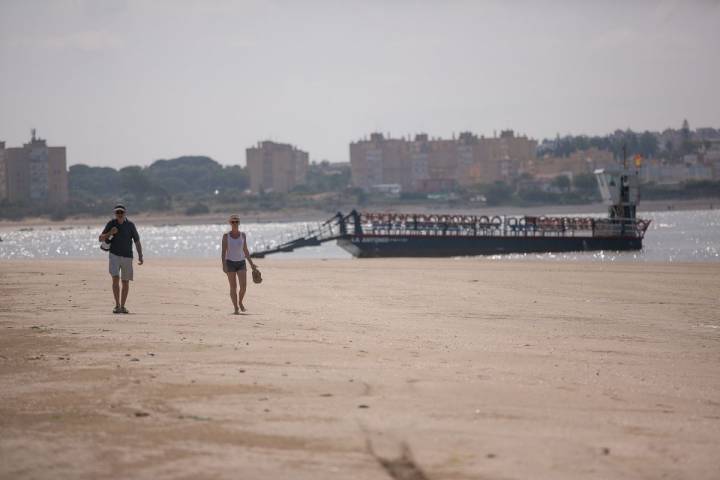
225, 260, 247, 272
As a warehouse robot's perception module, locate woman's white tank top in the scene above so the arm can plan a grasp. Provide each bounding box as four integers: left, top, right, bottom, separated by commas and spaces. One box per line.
226, 232, 245, 261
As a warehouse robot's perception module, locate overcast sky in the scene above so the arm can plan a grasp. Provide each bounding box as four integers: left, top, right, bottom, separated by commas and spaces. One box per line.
1, 0, 719, 168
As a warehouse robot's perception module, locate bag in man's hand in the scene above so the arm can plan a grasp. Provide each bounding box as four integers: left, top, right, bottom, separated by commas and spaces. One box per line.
100, 226, 118, 252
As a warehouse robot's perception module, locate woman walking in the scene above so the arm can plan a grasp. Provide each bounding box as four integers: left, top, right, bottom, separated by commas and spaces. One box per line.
221, 214, 257, 314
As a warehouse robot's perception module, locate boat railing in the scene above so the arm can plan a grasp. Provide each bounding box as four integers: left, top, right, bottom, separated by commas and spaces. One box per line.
353, 213, 650, 239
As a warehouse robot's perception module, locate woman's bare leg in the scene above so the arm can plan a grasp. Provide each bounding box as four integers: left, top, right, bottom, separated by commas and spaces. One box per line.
237, 269, 247, 312
226, 272, 239, 314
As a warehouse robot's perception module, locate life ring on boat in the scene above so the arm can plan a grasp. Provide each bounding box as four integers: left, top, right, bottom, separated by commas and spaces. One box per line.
490, 216, 502, 227
479, 215, 490, 226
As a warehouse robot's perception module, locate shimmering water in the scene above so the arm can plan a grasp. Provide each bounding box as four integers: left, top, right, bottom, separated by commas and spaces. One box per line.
1, 209, 718, 262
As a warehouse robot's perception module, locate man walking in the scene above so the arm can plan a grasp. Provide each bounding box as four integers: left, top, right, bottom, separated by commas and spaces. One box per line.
99, 204, 143, 313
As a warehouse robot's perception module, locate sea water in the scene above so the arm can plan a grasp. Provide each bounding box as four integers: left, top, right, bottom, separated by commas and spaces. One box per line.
0, 209, 718, 262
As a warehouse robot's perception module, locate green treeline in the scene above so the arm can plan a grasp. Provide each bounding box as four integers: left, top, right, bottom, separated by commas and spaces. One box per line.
541, 131, 660, 159
65, 157, 356, 217
67, 156, 250, 215
539, 124, 704, 161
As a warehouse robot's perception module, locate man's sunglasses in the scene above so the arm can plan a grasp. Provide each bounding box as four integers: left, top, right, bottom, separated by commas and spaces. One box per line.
230, 220, 239, 224
115, 211, 125, 215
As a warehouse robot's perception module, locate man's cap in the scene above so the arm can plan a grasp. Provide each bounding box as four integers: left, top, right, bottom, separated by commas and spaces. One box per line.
229, 214, 240, 222
114, 204, 126, 213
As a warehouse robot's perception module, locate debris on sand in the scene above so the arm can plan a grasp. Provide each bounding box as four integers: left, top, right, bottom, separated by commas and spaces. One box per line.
366, 439, 429, 480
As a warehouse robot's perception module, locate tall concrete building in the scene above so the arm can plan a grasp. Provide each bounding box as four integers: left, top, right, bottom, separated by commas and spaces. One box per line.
524, 147, 616, 181
350, 133, 410, 190
2, 130, 69, 205
464, 130, 538, 185
246, 141, 309, 194
350, 130, 538, 193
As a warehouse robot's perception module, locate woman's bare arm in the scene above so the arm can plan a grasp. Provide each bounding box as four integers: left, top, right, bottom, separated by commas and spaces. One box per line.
243, 233, 256, 269
221, 234, 228, 272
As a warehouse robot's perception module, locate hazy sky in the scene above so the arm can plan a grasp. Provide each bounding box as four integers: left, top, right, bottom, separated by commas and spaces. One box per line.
1, 0, 719, 168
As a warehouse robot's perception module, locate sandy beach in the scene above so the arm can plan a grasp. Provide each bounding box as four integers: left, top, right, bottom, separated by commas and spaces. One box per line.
1, 258, 719, 479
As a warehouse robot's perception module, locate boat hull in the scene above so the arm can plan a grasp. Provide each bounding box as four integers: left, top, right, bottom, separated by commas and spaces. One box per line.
337, 235, 642, 258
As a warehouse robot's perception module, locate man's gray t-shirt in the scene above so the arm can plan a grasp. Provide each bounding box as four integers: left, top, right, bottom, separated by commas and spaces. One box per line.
102, 219, 139, 258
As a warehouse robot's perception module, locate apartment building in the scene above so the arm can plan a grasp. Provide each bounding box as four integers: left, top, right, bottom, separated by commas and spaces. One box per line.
349, 133, 408, 190
1, 130, 68, 205
246, 141, 309, 194
525, 147, 616, 181
350, 130, 538, 193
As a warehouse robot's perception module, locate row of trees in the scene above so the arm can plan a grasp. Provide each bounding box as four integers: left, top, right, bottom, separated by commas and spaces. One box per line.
540, 121, 704, 161
70, 156, 249, 199
64, 157, 358, 216
68, 156, 250, 214
543, 130, 660, 160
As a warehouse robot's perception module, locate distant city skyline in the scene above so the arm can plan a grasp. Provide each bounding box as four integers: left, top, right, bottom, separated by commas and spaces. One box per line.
1, 0, 719, 168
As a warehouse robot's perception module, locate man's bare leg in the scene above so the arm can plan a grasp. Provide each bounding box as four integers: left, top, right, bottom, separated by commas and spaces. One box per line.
226, 272, 239, 314
112, 276, 120, 307
237, 270, 247, 312
121, 280, 130, 307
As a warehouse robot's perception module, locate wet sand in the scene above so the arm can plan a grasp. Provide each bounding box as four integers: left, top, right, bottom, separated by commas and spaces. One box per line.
1, 259, 719, 479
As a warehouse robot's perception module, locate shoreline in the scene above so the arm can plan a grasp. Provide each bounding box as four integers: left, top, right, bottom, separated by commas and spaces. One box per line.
0, 197, 717, 230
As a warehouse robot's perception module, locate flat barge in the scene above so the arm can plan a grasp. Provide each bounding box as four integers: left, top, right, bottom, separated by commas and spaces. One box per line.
334, 212, 647, 258
251, 164, 649, 258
